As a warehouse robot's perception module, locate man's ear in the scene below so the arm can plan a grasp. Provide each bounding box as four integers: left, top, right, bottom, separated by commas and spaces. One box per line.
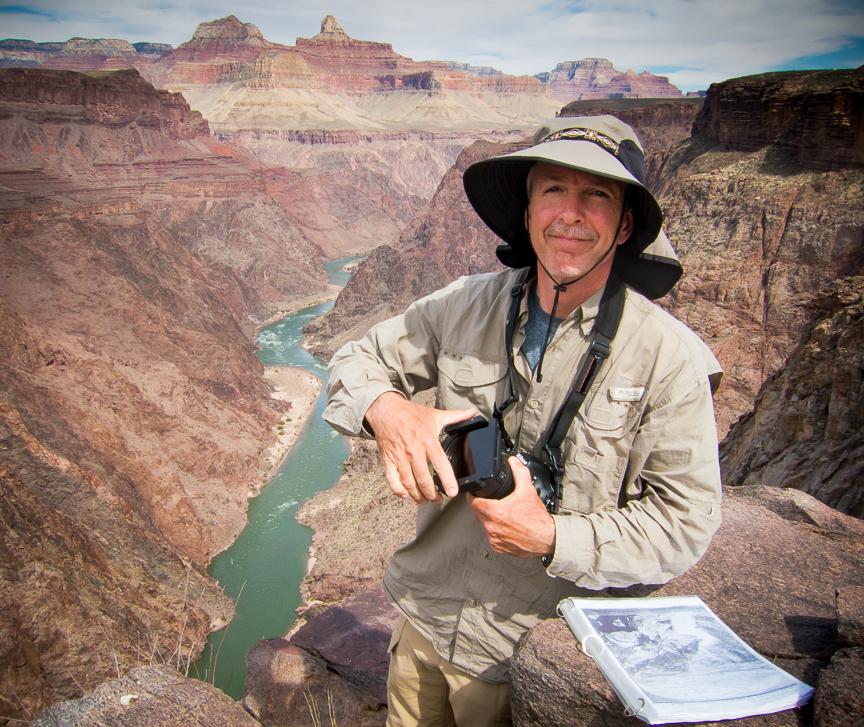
617, 208, 635, 246
524, 207, 529, 231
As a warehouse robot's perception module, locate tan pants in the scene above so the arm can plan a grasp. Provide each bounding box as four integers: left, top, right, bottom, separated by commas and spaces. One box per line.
386, 616, 512, 727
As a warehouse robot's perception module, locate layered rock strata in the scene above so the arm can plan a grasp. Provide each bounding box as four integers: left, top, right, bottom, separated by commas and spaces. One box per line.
137, 15, 560, 133
693, 68, 864, 172
537, 58, 683, 104
0, 38, 171, 71
0, 68, 324, 719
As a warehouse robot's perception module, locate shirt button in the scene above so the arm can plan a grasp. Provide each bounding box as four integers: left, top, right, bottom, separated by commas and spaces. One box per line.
483, 550, 490, 558
528, 400, 539, 409
469, 599, 477, 607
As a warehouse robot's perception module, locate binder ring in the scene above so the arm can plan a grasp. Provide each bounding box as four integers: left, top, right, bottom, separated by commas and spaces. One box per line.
624, 698, 646, 718
580, 633, 605, 659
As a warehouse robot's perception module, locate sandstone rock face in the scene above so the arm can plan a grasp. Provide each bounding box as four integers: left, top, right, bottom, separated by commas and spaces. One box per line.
288, 584, 398, 704
509, 486, 864, 726
812, 648, 864, 727
31, 664, 260, 727
0, 66, 209, 140
216, 130, 478, 259
719, 278, 864, 516
537, 58, 683, 104
653, 69, 864, 437
244, 638, 386, 727
0, 68, 325, 719
694, 68, 864, 172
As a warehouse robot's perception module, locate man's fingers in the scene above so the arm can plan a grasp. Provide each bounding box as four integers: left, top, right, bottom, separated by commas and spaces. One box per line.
366, 394, 480, 504
382, 458, 411, 500
428, 446, 458, 498
438, 406, 478, 429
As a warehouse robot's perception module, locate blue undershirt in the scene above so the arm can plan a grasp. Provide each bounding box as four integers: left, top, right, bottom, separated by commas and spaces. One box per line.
521, 286, 564, 373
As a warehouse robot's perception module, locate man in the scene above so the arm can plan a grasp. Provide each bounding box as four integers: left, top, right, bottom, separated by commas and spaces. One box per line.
324, 116, 723, 726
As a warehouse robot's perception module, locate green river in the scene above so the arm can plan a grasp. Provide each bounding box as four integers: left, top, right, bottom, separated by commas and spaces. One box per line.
192, 257, 360, 698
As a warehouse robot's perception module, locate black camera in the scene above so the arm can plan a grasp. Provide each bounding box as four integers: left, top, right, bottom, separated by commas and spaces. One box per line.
432, 416, 558, 511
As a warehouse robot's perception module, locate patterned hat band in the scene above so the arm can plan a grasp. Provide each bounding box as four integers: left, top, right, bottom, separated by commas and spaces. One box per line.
538, 127, 622, 154
535, 127, 647, 186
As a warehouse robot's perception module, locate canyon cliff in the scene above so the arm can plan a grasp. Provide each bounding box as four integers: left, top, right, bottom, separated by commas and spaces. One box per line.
720, 277, 864, 518
656, 66, 864, 436
0, 67, 325, 720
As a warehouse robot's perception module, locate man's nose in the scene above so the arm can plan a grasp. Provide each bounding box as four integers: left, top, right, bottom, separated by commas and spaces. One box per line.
557, 192, 585, 223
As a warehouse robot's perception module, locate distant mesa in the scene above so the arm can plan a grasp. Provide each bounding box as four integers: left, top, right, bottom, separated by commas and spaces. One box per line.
536, 57, 683, 102
0, 36, 172, 71
189, 14, 268, 46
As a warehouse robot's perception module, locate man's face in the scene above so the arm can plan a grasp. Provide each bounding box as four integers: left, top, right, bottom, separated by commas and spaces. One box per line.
524, 162, 634, 284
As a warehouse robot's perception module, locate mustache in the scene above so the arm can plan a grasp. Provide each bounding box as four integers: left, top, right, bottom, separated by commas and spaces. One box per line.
545, 222, 598, 241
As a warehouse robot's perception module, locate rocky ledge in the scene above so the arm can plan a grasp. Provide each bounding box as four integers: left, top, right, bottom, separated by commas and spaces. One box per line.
510, 486, 864, 726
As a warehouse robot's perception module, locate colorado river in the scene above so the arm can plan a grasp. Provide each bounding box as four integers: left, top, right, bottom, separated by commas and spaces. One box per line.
193, 257, 359, 698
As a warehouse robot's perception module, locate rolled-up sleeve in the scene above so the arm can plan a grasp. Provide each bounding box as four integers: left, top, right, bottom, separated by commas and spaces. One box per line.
324, 284, 451, 437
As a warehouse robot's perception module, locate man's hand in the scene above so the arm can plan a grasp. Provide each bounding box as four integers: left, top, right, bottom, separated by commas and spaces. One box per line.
364, 392, 476, 504
469, 456, 556, 558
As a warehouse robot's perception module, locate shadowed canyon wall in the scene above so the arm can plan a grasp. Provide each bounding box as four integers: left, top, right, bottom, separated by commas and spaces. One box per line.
0, 67, 327, 720
656, 67, 864, 436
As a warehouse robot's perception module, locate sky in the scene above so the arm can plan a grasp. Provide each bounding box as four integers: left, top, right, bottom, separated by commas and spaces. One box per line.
1, 0, 863, 92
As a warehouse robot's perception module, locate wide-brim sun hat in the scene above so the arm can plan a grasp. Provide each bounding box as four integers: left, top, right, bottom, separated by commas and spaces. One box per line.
463, 115, 682, 300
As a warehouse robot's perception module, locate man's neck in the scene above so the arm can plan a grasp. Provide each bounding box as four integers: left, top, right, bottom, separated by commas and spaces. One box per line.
535, 265, 611, 318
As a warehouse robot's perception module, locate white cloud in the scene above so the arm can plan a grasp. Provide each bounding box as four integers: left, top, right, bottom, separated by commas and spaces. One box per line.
2, 0, 862, 90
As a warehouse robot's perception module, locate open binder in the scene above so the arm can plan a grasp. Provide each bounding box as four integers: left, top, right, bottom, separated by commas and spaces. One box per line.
558, 596, 814, 724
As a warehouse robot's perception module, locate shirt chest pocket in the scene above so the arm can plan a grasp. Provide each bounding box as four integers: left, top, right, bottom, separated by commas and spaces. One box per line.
561, 388, 641, 513
582, 390, 639, 434
436, 351, 508, 415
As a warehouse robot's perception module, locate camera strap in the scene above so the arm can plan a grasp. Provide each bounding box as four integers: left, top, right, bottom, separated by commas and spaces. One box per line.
492, 281, 528, 451
495, 273, 625, 512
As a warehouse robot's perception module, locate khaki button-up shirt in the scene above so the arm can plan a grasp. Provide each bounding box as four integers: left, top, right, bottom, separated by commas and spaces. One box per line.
324, 268, 722, 682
